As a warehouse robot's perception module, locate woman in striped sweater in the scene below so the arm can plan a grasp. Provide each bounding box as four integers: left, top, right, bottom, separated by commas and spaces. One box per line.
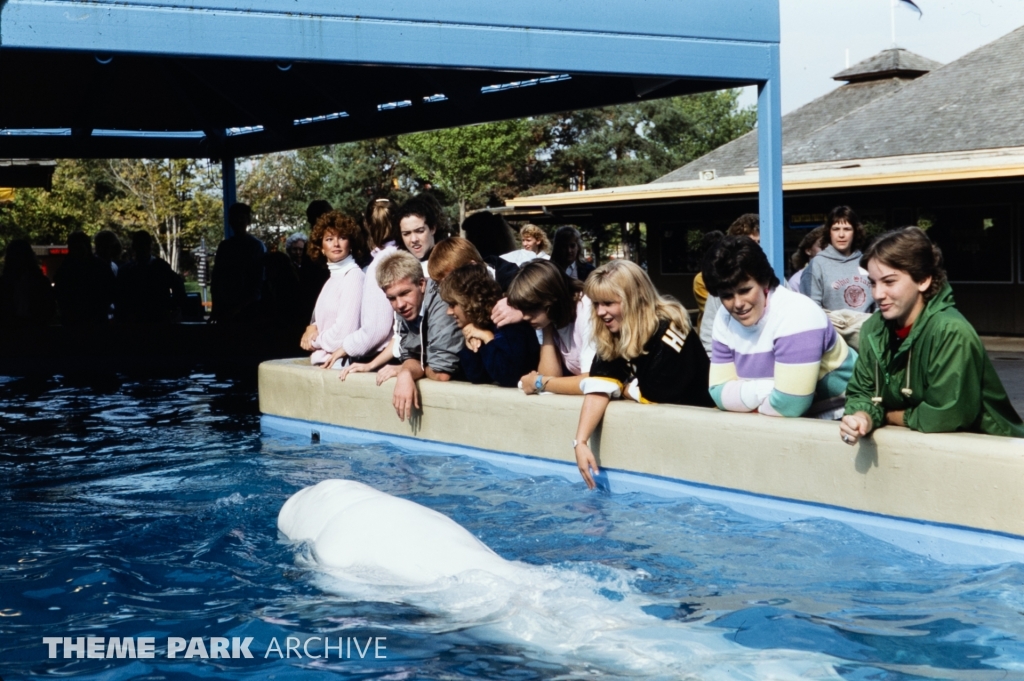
703, 235, 857, 418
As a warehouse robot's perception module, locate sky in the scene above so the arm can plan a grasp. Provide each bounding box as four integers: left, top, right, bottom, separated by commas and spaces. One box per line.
738, 0, 1024, 114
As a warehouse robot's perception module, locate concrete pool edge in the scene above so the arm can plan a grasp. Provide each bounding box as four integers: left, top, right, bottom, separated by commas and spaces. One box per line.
259, 359, 1024, 564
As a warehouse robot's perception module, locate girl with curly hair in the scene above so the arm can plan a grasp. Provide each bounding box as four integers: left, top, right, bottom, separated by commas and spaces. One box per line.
438, 264, 539, 387
573, 260, 713, 489
300, 211, 369, 367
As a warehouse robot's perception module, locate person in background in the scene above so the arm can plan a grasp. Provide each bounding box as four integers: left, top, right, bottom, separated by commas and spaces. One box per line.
460, 211, 520, 291
261, 250, 305, 328
300, 212, 367, 368
551, 226, 594, 282
700, 214, 760, 356
787, 226, 825, 293
501, 224, 551, 266
439, 263, 539, 387
691, 230, 725, 336
284, 232, 308, 270
840, 227, 1024, 444
395, 196, 442, 271
339, 251, 464, 422
115, 231, 186, 324
54, 231, 115, 326
297, 200, 333, 322
573, 260, 713, 489
506, 259, 595, 396
94, 230, 123, 277
801, 206, 874, 313
704, 235, 856, 419
0, 239, 56, 328
211, 202, 266, 323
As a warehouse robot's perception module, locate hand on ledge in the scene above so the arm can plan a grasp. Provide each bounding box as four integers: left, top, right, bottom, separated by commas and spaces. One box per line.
320, 346, 347, 370
339, 363, 370, 381
376, 364, 400, 386
840, 411, 872, 446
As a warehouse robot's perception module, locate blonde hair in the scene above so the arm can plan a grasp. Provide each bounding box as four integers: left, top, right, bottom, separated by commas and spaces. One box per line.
584, 260, 691, 361
427, 237, 484, 281
376, 250, 425, 290
520, 224, 550, 253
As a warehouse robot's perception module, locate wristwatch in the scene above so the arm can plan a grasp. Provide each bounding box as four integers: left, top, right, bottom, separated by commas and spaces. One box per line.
534, 374, 545, 392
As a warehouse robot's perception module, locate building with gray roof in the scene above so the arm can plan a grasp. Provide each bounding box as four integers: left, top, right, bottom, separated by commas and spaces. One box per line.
509, 26, 1024, 334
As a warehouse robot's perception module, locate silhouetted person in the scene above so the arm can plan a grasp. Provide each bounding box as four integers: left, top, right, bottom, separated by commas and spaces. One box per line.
115, 230, 187, 324
0, 239, 56, 328
94, 230, 123, 277
211, 203, 266, 323
54, 231, 115, 326
261, 250, 306, 328
297, 200, 332, 322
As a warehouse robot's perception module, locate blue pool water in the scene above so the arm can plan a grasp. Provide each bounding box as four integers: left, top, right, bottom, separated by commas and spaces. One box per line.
4, 373, 1024, 680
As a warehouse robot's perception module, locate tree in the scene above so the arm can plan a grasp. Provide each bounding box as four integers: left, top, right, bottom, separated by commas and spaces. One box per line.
0, 160, 112, 255
105, 159, 221, 272
399, 120, 538, 227
538, 89, 756, 262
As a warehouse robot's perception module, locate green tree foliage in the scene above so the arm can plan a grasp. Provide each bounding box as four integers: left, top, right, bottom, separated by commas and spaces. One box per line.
399, 119, 537, 226
105, 159, 222, 273
1, 89, 755, 269
0, 160, 112, 255
537, 89, 756, 261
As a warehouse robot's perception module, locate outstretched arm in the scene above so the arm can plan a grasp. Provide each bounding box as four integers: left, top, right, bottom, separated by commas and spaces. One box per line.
573, 393, 610, 490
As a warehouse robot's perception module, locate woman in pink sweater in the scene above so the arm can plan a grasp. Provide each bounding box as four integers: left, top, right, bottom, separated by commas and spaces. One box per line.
300, 212, 368, 368
320, 198, 400, 368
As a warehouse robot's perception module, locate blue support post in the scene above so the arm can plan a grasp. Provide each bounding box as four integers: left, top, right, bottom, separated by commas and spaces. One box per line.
222, 155, 236, 239
757, 46, 784, 281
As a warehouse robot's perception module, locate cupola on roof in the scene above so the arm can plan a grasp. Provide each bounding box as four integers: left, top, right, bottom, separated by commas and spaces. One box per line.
832, 48, 943, 83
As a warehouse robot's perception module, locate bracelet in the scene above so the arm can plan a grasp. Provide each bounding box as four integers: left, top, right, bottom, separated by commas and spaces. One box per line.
534, 374, 545, 392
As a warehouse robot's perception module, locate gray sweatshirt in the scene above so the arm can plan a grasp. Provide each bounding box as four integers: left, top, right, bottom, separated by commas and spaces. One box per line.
799, 245, 875, 313
396, 281, 464, 375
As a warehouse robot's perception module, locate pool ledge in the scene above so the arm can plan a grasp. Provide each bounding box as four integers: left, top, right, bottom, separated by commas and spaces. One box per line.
259, 359, 1024, 545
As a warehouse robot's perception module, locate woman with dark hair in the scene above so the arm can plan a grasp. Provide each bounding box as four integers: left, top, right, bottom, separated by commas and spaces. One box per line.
787, 226, 825, 292
438, 264, 538, 387
704, 235, 856, 418
551, 226, 594, 282
459, 211, 520, 291
300, 211, 368, 368
840, 227, 1023, 443
800, 206, 874, 313
506, 259, 595, 395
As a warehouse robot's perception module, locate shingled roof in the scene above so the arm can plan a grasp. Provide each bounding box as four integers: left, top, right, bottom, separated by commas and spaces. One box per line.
656, 74, 917, 182
659, 25, 1024, 183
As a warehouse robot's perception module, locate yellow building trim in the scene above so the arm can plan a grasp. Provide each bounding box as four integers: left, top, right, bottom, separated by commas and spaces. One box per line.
506, 163, 1024, 208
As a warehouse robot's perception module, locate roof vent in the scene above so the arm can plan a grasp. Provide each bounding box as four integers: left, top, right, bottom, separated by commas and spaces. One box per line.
698, 169, 716, 181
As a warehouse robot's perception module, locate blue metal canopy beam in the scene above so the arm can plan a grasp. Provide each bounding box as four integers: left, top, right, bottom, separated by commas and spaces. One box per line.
0, 0, 785, 274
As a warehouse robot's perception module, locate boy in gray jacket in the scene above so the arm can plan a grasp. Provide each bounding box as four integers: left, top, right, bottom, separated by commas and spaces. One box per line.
340, 251, 463, 422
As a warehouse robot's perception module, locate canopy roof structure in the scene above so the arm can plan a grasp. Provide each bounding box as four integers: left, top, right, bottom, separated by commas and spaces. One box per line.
0, 0, 784, 267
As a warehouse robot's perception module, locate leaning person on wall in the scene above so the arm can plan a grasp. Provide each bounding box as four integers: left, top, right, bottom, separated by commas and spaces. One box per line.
339, 250, 464, 422
840, 227, 1024, 445
703, 235, 857, 419
573, 260, 714, 489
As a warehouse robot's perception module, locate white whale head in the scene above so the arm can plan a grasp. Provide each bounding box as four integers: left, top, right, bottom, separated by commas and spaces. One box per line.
277, 479, 520, 586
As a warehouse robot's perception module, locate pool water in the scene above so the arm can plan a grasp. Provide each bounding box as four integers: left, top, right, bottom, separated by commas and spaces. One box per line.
3, 373, 1024, 680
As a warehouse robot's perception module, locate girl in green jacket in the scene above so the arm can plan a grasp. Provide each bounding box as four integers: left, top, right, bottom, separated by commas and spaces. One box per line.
840, 227, 1024, 445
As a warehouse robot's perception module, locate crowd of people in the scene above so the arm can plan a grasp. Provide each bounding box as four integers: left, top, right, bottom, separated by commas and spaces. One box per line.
4, 194, 1021, 487
287, 197, 1023, 488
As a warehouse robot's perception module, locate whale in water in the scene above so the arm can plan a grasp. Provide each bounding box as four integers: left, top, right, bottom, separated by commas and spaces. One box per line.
277, 479, 523, 586
277, 479, 846, 679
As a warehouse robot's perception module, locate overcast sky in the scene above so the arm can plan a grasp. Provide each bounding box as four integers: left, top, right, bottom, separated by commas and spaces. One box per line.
737, 0, 1024, 114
